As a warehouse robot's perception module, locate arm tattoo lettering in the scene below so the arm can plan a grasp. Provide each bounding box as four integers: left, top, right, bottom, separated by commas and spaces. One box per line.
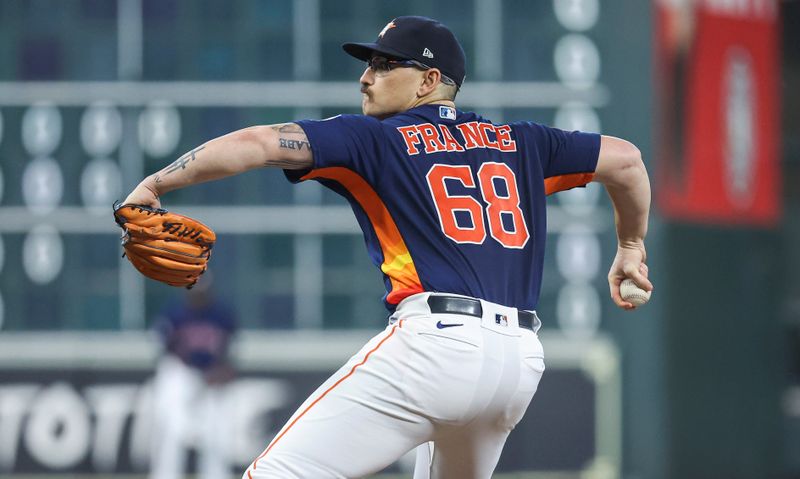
279, 138, 311, 151
162, 145, 206, 175
272, 124, 310, 149
265, 123, 313, 169
152, 174, 162, 184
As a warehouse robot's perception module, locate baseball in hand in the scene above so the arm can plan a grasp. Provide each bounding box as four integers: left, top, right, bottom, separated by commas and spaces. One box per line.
620, 278, 651, 306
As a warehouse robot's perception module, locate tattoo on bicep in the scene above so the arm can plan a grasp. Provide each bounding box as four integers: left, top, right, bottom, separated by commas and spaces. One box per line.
162, 145, 206, 175
264, 123, 312, 168
278, 137, 311, 151
270, 123, 304, 134
271, 123, 309, 149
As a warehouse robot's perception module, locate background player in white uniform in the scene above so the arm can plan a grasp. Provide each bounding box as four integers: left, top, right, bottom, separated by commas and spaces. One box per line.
122, 16, 652, 479
150, 276, 236, 479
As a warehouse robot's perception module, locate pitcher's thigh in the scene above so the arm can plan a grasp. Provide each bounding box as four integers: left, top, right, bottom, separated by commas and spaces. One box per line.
246, 323, 432, 478
258, 397, 430, 477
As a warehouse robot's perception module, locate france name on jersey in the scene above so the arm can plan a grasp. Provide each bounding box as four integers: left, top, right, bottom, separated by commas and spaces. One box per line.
289, 105, 600, 311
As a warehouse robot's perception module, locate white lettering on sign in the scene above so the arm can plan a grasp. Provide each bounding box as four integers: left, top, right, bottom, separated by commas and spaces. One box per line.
0, 385, 40, 471
0, 378, 293, 472
85, 385, 138, 471
24, 382, 92, 469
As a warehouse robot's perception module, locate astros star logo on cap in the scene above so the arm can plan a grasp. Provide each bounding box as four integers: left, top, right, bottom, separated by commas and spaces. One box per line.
379, 20, 396, 38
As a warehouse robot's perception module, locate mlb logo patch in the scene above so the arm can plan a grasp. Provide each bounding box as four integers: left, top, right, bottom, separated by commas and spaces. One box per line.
495, 314, 508, 327
439, 106, 456, 120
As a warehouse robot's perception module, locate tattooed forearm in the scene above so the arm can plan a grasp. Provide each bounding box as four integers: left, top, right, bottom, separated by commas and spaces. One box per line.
162, 145, 206, 175
152, 174, 162, 184
279, 138, 311, 151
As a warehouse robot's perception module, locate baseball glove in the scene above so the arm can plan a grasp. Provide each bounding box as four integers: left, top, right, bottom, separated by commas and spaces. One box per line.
113, 202, 216, 288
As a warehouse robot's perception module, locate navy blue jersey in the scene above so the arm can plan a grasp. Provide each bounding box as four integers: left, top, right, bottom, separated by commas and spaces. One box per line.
155, 300, 236, 370
288, 104, 600, 311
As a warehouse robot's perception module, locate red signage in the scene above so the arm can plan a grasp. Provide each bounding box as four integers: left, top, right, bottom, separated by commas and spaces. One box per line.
655, 0, 781, 226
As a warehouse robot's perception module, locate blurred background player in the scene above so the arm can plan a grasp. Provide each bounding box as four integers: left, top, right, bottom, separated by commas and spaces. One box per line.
150, 275, 237, 479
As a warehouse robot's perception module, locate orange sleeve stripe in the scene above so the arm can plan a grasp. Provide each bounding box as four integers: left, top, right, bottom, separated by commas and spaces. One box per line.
302, 167, 423, 304
544, 172, 595, 195
248, 320, 405, 471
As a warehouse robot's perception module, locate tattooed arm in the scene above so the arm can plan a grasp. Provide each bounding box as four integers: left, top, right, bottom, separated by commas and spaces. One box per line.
123, 123, 312, 207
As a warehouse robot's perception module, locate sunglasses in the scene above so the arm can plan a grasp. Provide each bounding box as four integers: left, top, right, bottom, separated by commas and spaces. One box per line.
366, 56, 457, 87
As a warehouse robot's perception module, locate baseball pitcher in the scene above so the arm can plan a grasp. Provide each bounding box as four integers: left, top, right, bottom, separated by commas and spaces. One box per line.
118, 16, 652, 479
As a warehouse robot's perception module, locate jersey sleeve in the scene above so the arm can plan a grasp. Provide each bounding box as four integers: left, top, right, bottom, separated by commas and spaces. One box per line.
512, 121, 601, 195
284, 114, 386, 184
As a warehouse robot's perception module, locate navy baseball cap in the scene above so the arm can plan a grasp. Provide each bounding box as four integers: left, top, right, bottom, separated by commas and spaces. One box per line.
343, 16, 466, 87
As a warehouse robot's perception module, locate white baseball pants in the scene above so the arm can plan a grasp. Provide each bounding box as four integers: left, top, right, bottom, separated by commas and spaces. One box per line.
150, 355, 230, 479
244, 292, 545, 479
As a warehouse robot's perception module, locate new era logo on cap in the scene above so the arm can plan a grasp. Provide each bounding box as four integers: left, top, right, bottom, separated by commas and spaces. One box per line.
422, 47, 434, 58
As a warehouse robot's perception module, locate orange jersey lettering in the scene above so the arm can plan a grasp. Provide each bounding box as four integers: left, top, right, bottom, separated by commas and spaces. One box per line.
494, 125, 517, 152
455, 122, 486, 149
399, 121, 516, 156
397, 125, 422, 155
479, 123, 499, 150
417, 123, 447, 153
438, 125, 465, 152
